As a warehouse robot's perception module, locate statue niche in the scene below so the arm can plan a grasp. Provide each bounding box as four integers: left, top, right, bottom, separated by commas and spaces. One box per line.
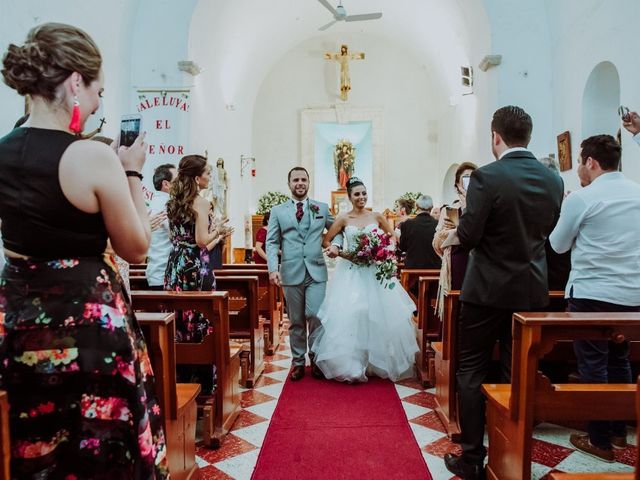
333, 139, 355, 190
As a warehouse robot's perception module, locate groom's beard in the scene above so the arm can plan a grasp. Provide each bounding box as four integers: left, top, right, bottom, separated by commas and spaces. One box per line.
291, 186, 308, 200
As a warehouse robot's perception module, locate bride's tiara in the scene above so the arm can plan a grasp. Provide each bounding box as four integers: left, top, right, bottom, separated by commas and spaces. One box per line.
347, 177, 363, 186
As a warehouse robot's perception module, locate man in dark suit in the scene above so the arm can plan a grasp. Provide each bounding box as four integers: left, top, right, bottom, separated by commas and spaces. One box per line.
444, 106, 564, 479
399, 194, 441, 271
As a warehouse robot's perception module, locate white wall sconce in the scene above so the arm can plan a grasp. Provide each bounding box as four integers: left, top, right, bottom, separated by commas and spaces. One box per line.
478, 55, 502, 72
177, 60, 201, 76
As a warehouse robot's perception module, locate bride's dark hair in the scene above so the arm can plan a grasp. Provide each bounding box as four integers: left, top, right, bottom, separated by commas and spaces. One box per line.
346, 177, 365, 197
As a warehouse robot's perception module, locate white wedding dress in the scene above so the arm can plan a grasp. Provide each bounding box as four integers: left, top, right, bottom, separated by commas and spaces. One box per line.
311, 223, 419, 382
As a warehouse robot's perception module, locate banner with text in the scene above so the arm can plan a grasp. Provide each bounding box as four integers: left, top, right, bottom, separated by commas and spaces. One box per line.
135, 89, 190, 199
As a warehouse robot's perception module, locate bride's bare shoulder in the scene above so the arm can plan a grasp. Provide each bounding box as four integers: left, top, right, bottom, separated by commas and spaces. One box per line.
372, 211, 386, 223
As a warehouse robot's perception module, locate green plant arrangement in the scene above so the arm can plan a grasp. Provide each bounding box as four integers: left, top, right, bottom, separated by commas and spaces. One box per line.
396, 192, 423, 214
257, 191, 290, 215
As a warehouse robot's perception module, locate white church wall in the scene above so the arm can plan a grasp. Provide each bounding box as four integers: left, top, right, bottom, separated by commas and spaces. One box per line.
251, 34, 444, 212
543, 0, 640, 191
482, 0, 553, 159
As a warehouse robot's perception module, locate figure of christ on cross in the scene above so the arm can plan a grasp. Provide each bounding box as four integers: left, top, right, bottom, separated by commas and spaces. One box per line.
325, 44, 365, 101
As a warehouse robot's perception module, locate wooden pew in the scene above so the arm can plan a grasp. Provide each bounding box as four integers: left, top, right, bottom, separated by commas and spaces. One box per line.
0, 391, 9, 480
434, 290, 462, 440
131, 291, 241, 448
433, 290, 566, 441
400, 268, 440, 305
482, 312, 640, 480
222, 263, 268, 269
216, 269, 280, 355
415, 275, 441, 387
214, 276, 265, 387
548, 375, 640, 480
137, 312, 200, 480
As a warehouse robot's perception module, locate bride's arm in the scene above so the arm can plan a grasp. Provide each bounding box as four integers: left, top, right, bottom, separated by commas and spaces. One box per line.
375, 212, 396, 243
322, 214, 346, 249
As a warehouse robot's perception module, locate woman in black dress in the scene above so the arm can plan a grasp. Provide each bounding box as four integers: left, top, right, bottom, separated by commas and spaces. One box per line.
0, 23, 167, 478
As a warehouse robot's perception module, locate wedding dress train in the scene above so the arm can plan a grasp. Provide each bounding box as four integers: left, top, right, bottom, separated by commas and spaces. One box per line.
311, 224, 419, 382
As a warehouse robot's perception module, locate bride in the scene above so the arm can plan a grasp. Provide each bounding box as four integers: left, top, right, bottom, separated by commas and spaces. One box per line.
311, 177, 419, 383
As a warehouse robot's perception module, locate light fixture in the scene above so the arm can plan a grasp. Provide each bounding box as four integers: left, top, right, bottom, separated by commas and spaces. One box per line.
177, 60, 201, 76
478, 55, 502, 72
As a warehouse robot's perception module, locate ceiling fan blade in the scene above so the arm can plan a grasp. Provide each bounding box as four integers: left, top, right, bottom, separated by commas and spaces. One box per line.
319, 20, 338, 31
344, 12, 383, 22
317, 0, 338, 17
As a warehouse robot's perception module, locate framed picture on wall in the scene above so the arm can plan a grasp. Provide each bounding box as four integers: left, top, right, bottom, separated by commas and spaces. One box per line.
557, 131, 572, 172
331, 190, 350, 216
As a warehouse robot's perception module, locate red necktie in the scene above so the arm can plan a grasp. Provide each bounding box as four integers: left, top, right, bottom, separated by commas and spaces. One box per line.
296, 202, 304, 223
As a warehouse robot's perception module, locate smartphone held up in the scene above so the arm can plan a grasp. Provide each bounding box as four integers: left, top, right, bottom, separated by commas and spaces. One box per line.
119, 114, 142, 147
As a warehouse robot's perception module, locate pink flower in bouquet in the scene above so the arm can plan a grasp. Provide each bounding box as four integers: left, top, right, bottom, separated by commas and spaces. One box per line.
345, 227, 399, 288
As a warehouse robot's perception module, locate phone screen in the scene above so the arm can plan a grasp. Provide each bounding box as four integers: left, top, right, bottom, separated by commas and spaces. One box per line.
120, 116, 141, 147
462, 176, 471, 190
446, 207, 460, 226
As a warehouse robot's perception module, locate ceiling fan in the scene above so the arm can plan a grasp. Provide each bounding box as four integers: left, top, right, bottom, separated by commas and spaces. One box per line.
317, 0, 383, 31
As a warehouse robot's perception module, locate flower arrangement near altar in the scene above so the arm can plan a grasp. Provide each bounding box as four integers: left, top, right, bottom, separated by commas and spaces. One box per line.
344, 227, 398, 289
396, 192, 423, 214
256, 191, 290, 215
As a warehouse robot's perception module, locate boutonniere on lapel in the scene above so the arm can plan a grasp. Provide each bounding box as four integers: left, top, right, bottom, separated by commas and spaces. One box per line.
309, 203, 322, 219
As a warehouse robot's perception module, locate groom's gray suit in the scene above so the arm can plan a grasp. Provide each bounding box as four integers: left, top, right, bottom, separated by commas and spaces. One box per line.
266, 198, 342, 366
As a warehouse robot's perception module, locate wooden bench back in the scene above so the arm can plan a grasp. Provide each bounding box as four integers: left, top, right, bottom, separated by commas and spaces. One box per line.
131, 290, 231, 366
400, 269, 440, 303
137, 312, 177, 420
510, 312, 640, 421
222, 263, 268, 270
214, 276, 259, 336
215, 270, 273, 312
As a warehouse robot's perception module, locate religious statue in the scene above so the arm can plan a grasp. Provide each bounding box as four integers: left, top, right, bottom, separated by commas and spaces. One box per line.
324, 44, 365, 101
333, 139, 355, 190
213, 158, 228, 217
200, 156, 229, 217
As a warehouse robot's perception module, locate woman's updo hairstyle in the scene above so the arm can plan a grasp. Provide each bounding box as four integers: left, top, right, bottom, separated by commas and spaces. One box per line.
2, 23, 102, 101
346, 176, 365, 197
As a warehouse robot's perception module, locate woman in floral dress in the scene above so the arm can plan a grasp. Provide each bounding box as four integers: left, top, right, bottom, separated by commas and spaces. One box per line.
0, 23, 167, 478
165, 155, 225, 393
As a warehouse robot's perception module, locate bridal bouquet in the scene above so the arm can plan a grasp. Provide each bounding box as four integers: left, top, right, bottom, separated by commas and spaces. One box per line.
344, 227, 398, 289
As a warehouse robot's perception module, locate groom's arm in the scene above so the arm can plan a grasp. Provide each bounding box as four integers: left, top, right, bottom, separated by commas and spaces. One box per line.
265, 209, 281, 280
325, 208, 344, 254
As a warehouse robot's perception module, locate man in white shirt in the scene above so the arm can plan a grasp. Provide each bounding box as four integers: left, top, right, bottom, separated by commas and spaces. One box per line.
146, 164, 176, 289
550, 134, 640, 462
622, 110, 640, 147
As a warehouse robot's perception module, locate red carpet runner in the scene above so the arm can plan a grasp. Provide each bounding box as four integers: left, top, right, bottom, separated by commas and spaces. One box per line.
252, 370, 433, 479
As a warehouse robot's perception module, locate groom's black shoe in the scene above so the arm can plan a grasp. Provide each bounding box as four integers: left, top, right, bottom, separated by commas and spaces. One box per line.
311, 361, 325, 379
444, 453, 485, 480
289, 365, 305, 381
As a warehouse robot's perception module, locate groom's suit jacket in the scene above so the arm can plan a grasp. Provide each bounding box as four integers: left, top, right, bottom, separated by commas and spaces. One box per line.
266, 199, 341, 286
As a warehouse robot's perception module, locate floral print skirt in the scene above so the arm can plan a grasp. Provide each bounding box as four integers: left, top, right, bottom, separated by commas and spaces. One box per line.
0, 255, 169, 479
163, 243, 215, 343
164, 243, 217, 395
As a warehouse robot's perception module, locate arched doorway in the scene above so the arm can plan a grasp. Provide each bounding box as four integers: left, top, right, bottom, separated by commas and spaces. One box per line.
581, 61, 620, 139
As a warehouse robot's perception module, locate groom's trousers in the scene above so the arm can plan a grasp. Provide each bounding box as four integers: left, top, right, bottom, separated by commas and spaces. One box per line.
282, 270, 326, 366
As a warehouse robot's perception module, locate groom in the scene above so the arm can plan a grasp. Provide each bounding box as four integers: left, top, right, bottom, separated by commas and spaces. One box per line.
266, 167, 342, 381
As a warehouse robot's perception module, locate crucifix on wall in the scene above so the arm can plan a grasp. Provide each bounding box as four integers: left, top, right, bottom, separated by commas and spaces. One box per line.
324, 44, 365, 101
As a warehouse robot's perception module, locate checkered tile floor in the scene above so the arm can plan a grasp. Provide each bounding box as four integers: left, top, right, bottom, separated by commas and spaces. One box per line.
194, 329, 637, 479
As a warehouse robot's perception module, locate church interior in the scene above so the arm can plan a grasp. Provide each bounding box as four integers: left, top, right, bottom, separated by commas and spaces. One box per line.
1, 1, 640, 479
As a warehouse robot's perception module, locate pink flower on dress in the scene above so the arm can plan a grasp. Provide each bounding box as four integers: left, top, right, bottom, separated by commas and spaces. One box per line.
138, 422, 155, 459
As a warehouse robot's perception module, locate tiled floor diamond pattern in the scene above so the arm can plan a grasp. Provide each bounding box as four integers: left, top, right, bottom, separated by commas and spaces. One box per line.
194, 329, 636, 479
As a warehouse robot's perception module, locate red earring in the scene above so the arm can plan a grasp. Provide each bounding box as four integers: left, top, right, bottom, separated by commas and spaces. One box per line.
68, 95, 82, 134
